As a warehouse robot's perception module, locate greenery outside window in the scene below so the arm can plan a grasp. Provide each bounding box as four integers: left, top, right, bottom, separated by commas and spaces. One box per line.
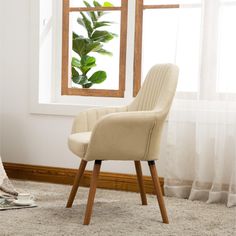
61, 0, 128, 97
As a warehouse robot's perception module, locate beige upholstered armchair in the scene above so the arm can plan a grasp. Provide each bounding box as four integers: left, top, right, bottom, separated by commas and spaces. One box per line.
66, 64, 179, 225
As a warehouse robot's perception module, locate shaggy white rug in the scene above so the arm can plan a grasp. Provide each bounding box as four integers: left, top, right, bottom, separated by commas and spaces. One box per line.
0, 180, 235, 236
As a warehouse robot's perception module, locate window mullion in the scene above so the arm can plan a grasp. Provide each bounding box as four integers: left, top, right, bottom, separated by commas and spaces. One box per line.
61, 0, 70, 95
133, 0, 143, 97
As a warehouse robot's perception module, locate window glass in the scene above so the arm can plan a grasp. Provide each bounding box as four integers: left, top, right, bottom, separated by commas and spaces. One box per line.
217, 5, 236, 93
142, 6, 202, 92
68, 11, 121, 90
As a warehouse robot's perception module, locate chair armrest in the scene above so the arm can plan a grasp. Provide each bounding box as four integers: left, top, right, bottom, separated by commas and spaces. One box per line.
72, 106, 127, 133
85, 111, 166, 161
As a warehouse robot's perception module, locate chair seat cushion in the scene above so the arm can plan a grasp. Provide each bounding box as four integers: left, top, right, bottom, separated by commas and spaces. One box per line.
68, 132, 91, 158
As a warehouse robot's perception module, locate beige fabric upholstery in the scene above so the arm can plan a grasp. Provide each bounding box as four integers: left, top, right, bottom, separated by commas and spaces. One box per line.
68, 64, 179, 161
68, 132, 91, 158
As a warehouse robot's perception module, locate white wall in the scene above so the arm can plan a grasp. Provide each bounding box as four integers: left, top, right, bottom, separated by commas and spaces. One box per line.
0, 0, 166, 176
0, 0, 3, 153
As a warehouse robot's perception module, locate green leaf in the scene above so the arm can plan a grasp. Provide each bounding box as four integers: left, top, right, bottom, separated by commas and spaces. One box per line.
72, 67, 79, 77
93, 1, 101, 7
72, 76, 80, 84
72, 33, 101, 56
80, 55, 96, 74
91, 30, 116, 42
78, 75, 89, 85
73, 37, 85, 57
81, 55, 96, 67
71, 67, 81, 83
72, 32, 85, 56
83, 1, 97, 22
77, 17, 87, 29
71, 57, 81, 68
77, 17, 83, 27
73, 32, 79, 39
79, 12, 93, 37
80, 67, 91, 75
74, 75, 88, 84
83, 83, 93, 88
88, 70, 107, 83
103, 1, 114, 7
93, 1, 104, 17
71, 70, 89, 85
97, 48, 113, 56
83, 0, 92, 7
86, 41, 102, 53
72, 56, 96, 75
94, 21, 113, 29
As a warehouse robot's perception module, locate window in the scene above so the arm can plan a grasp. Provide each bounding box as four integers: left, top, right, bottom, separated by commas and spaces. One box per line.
33, 0, 236, 116
217, 0, 236, 94
133, 0, 236, 100
61, 0, 128, 97
133, 0, 202, 97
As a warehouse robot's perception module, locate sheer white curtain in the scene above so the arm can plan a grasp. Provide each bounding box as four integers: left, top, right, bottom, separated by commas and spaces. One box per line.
163, 0, 236, 207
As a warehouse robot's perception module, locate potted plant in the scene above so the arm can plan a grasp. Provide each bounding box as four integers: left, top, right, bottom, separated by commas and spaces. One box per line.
71, 1, 117, 88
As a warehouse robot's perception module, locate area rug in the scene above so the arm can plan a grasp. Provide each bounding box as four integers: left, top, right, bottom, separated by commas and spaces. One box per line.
0, 180, 235, 236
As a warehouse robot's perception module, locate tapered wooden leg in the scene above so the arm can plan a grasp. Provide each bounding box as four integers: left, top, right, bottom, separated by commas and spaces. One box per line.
148, 161, 169, 224
83, 160, 102, 225
134, 161, 148, 205
66, 160, 87, 208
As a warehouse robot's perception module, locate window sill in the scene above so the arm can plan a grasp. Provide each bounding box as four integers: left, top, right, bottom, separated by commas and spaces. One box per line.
29, 102, 103, 116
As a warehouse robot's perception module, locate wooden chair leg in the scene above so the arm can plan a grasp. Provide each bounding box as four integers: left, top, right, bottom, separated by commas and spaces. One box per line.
66, 160, 87, 208
148, 161, 169, 224
134, 161, 147, 205
83, 160, 102, 225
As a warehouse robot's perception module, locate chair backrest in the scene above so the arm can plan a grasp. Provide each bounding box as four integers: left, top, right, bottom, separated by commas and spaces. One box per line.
128, 64, 179, 114
128, 64, 178, 160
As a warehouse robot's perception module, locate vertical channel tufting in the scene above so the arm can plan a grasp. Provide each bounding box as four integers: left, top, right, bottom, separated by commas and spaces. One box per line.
154, 66, 168, 109
86, 112, 89, 131
130, 64, 171, 112
149, 68, 165, 109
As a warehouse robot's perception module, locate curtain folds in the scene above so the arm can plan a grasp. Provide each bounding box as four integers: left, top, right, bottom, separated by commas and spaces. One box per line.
163, 0, 236, 207
164, 101, 236, 207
